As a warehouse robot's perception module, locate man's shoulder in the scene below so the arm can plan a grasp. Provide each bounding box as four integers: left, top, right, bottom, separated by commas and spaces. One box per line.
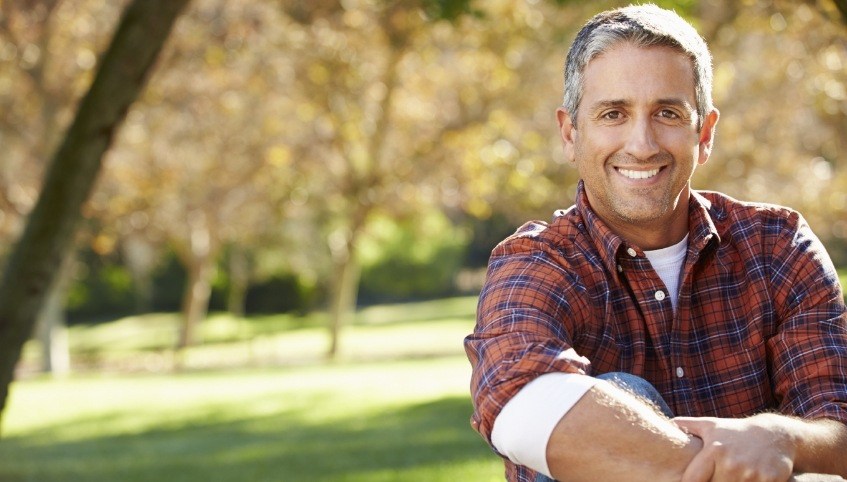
493, 207, 583, 255
695, 190, 803, 230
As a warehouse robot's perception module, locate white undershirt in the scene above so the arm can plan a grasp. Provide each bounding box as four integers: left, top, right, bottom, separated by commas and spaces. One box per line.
490, 235, 689, 476
643, 234, 688, 311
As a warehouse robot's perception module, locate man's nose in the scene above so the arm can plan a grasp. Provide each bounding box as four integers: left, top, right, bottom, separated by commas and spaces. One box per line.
624, 117, 660, 160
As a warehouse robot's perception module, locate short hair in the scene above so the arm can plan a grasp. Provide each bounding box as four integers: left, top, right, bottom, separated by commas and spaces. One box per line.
563, 4, 713, 127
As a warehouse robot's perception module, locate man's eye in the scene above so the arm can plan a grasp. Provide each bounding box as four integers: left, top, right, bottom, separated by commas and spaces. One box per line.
659, 109, 680, 119
602, 111, 622, 120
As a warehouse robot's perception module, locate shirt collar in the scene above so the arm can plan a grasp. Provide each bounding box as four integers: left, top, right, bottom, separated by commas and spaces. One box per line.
572, 180, 721, 274
688, 190, 721, 251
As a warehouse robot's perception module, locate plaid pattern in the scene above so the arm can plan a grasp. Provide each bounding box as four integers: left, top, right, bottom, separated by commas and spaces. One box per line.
465, 181, 847, 482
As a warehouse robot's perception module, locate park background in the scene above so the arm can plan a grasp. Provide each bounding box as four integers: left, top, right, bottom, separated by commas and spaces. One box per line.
0, 0, 846, 480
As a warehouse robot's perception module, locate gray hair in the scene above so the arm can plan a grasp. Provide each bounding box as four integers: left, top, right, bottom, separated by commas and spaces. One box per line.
563, 4, 713, 127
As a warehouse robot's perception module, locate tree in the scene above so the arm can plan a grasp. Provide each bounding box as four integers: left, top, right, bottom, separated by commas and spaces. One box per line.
0, 0, 189, 431
281, 0, 607, 358
96, 0, 300, 347
97, 0, 502, 354
0, 0, 131, 373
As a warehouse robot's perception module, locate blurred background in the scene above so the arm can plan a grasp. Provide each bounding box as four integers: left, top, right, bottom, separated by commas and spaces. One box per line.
0, 0, 845, 480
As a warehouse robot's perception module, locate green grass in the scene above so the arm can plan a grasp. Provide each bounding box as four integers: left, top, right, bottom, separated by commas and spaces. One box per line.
18, 297, 482, 374
1, 297, 504, 481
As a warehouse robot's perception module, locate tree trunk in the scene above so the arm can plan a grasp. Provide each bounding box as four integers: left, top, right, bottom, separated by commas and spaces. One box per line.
0, 0, 189, 431
326, 235, 361, 360
36, 287, 71, 376
226, 246, 250, 318
121, 234, 158, 313
177, 212, 216, 349
177, 253, 214, 349
35, 251, 75, 376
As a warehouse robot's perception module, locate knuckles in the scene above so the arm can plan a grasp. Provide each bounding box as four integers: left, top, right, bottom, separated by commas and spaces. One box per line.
708, 447, 792, 482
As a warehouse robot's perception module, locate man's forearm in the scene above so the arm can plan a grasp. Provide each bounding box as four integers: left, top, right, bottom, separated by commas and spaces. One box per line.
546, 380, 702, 482
787, 416, 847, 477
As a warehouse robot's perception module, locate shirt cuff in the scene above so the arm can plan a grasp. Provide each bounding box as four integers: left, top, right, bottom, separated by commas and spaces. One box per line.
490, 372, 598, 477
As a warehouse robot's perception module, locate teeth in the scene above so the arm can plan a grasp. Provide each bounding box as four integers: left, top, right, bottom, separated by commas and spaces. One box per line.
618, 168, 660, 179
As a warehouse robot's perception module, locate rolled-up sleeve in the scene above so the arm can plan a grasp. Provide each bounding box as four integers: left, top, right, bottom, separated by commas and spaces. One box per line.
464, 223, 590, 446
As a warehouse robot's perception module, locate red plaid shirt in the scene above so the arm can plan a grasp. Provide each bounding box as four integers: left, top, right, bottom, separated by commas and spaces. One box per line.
465, 181, 847, 482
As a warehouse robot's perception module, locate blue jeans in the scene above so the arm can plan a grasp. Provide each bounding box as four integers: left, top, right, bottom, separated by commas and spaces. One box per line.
534, 372, 671, 482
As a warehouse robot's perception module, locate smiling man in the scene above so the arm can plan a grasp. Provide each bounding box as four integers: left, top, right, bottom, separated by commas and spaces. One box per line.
465, 5, 847, 482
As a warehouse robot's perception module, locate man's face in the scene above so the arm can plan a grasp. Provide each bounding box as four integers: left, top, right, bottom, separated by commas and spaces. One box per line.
558, 42, 717, 241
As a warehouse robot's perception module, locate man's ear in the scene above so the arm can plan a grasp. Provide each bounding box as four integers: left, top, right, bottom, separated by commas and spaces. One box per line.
556, 106, 577, 163
697, 109, 719, 166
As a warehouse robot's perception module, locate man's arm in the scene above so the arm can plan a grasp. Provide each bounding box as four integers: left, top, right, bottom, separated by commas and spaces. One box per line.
675, 415, 847, 481
794, 418, 847, 477
545, 379, 702, 482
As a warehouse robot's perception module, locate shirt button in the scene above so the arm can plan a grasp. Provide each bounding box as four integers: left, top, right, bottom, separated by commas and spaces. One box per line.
655, 290, 666, 301
616, 264, 623, 273
676, 367, 684, 378
626, 247, 637, 257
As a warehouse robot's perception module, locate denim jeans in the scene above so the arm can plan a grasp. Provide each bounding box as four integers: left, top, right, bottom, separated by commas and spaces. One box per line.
534, 372, 671, 482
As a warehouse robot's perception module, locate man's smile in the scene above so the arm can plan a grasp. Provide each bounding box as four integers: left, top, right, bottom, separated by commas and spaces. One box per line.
615, 167, 662, 180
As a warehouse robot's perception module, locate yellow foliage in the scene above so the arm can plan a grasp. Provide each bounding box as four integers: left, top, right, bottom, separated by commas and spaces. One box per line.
266, 146, 292, 167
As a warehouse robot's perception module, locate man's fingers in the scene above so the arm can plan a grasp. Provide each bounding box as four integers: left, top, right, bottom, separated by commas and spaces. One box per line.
681, 448, 716, 482
674, 416, 712, 437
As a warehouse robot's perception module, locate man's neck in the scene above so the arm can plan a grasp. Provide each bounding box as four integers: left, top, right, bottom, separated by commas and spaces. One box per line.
606, 200, 690, 251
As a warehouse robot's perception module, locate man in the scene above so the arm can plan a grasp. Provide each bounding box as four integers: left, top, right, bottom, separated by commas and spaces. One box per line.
465, 4, 847, 482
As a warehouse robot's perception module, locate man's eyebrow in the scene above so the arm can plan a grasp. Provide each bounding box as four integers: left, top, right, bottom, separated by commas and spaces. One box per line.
588, 98, 696, 110
587, 99, 631, 112
656, 98, 696, 110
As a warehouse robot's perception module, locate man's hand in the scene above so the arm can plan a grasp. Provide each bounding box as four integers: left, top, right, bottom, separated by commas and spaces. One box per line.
674, 415, 797, 482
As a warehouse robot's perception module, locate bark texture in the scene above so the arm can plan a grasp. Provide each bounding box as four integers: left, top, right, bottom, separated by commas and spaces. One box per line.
0, 0, 190, 431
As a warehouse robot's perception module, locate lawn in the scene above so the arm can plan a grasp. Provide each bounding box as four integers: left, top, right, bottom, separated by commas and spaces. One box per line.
0, 297, 504, 482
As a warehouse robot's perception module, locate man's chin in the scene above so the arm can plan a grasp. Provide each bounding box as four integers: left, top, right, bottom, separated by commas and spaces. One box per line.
611, 205, 672, 226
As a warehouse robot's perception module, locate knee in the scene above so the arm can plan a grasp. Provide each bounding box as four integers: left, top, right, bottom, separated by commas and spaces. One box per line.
597, 371, 651, 388
596, 371, 673, 417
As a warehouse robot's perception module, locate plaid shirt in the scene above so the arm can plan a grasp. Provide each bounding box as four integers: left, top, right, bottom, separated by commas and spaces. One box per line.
465, 181, 847, 482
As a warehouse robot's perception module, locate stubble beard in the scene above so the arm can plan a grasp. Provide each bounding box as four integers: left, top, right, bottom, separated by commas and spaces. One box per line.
601, 151, 679, 225
607, 186, 675, 226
